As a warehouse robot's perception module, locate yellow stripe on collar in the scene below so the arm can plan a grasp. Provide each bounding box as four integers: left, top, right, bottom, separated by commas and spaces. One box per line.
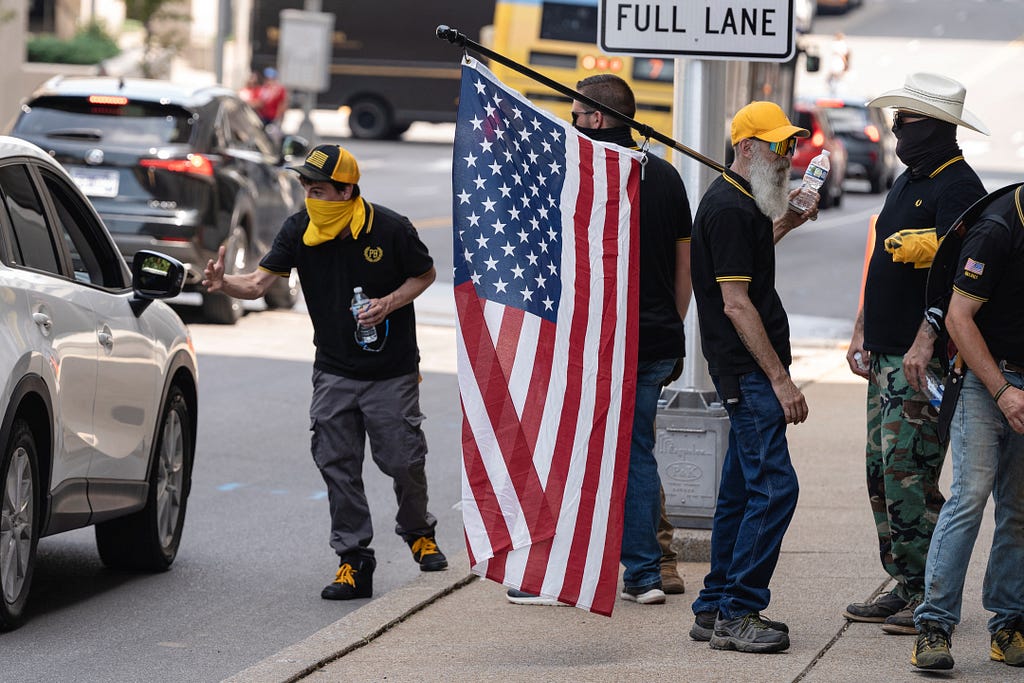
929, 155, 965, 178
722, 171, 754, 200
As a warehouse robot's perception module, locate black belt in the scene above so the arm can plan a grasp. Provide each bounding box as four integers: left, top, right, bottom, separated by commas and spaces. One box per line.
999, 360, 1024, 374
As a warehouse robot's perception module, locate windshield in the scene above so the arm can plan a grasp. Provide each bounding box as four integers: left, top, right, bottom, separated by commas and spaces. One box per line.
14, 96, 195, 146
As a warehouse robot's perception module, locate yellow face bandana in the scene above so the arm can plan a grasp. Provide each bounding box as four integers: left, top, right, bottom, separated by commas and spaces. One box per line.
303, 197, 368, 246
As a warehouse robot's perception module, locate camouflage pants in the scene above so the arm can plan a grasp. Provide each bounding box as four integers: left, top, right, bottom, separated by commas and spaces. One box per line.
864, 353, 947, 602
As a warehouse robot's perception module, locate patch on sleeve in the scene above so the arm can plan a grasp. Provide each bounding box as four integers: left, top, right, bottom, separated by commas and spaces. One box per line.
963, 257, 985, 279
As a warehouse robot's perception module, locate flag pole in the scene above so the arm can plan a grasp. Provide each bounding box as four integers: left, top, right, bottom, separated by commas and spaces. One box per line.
436, 25, 726, 174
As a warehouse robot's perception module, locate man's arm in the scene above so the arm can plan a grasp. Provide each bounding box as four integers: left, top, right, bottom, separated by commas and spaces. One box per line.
675, 240, 692, 322
202, 245, 278, 299
946, 293, 1024, 434
358, 266, 437, 328
773, 189, 818, 243
720, 280, 808, 424
846, 308, 870, 378
902, 318, 939, 391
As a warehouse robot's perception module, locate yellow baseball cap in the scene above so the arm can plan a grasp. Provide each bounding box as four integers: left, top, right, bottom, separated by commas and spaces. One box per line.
291, 144, 361, 184
730, 101, 809, 145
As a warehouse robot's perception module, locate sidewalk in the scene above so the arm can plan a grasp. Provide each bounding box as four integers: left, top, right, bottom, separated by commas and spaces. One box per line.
222, 347, 1003, 683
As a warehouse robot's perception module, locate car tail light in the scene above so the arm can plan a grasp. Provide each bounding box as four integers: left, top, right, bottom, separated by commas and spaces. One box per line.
814, 98, 844, 108
89, 95, 128, 106
864, 124, 881, 142
812, 131, 825, 147
140, 154, 214, 177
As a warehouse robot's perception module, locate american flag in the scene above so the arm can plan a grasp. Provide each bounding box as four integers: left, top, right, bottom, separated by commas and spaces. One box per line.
453, 57, 642, 616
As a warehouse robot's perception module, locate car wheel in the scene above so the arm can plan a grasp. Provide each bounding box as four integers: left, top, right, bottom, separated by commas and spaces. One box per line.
348, 97, 393, 140
819, 177, 835, 209
202, 226, 248, 325
0, 419, 39, 631
869, 171, 885, 194
264, 269, 300, 310
95, 386, 193, 571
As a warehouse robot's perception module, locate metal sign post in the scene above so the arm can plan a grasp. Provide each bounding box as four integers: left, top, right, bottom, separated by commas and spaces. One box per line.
278, 6, 334, 143
598, 1, 796, 527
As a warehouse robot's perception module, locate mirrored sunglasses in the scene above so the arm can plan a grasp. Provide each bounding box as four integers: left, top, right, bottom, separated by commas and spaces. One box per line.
765, 137, 797, 157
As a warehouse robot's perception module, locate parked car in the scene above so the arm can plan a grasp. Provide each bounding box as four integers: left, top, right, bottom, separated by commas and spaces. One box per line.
811, 96, 899, 194
0, 136, 198, 630
8, 77, 309, 324
791, 100, 848, 209
816, 0, 862, 14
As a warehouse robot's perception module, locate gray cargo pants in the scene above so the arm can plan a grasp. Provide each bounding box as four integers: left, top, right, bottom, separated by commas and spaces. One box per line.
310, 369, 437, 560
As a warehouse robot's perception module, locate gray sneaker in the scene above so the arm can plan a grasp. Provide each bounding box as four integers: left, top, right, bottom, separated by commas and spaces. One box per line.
620, 586, 666, 604
505, 589, 565, 606
709, 612, 791, 653
844, 591, 907, 622
881, 600, 922, 635
690, 610, 790, 642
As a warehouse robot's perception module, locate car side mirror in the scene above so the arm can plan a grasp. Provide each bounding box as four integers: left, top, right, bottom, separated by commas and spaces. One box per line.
130, 250, 185, 315
281, 135, 309, 161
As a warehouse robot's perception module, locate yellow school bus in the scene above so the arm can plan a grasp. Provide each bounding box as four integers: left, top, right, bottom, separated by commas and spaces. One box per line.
488, 0, 674, 135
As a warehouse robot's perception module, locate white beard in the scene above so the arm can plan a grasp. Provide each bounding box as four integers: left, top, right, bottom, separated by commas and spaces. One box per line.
749, 151, 791, 219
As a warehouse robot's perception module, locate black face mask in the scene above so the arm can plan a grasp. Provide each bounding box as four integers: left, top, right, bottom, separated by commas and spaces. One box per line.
892, 117, 958, 171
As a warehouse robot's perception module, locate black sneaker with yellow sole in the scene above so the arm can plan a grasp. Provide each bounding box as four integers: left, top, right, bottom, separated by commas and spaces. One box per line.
408, 536, 448, 571
321, 555, 375, 600
991, 622, 1024, 667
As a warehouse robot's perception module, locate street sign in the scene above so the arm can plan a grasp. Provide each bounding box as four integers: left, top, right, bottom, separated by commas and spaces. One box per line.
599, 0, 795, 62
277, 9, 335, 92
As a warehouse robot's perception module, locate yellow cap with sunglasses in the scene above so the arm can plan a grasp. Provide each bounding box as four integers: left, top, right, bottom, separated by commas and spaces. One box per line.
731, 102, 810, 152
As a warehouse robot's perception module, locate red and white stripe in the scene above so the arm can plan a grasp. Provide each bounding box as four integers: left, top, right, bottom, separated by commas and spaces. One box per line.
457, 130, 640, 616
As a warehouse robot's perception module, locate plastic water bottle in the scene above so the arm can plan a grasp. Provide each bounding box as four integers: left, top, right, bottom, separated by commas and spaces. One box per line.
790, 149, 830, 213
350, 287, 378, 345
924, 370, 944, 408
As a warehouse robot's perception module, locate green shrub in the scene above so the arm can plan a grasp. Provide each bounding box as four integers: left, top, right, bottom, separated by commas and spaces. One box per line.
27, 22, 120, 64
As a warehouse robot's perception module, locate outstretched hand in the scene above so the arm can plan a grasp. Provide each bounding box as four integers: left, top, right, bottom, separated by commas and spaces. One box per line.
202, 245, 227, 292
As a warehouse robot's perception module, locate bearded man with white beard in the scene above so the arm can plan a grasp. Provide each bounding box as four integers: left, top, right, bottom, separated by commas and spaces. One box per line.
688, 101, 819, 654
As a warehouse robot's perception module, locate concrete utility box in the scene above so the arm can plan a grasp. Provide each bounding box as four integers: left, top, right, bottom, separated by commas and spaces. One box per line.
655, 389, 730, 529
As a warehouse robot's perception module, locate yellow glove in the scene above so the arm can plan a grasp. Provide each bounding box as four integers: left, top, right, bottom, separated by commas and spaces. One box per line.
883, 228, 940, 269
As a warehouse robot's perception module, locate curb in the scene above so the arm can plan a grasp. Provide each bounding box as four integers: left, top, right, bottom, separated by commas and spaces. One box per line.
222, 551, 477, 683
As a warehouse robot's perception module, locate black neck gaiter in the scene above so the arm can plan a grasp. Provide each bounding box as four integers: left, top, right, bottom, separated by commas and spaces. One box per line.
893, 118, 960, 177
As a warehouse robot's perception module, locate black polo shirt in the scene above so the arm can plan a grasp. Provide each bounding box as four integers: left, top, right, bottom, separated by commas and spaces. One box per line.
637, 149, 692, 361
691, 170, 791, 376
951, 185, 1024, 364
863, 156, 984, 354
259, 200, 434, 380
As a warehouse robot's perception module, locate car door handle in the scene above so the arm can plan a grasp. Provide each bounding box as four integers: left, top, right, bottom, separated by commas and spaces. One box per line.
32, 311, 52, 332
98, 330, 114, 348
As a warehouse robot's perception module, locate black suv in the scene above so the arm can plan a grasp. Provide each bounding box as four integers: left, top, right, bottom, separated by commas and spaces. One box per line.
812, 97, 899, 194
10, 77, 308, 323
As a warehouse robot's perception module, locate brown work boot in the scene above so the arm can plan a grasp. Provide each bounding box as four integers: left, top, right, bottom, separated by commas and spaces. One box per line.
660, 557, 685, 594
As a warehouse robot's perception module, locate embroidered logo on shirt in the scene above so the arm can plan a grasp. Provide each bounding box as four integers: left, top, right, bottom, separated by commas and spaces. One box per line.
364, 246, 383, 263
964, 257, 985, 279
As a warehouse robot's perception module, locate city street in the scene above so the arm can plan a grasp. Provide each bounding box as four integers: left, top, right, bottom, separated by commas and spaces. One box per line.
2, 0, 1022, 680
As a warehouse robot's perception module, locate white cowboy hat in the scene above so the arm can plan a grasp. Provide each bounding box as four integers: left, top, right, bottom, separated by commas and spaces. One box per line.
867, 72, 989, 135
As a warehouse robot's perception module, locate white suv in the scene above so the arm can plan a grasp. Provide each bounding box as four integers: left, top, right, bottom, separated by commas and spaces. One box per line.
0, 136, 198, 630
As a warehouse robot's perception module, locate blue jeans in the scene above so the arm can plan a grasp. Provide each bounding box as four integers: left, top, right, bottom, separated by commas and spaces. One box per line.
620, 358, 676, 591
915, 369, 1024, 634
692, 370, 799, 619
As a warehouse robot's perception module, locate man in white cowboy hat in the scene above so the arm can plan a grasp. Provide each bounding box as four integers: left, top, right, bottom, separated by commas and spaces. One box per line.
844, 73, 987, 635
